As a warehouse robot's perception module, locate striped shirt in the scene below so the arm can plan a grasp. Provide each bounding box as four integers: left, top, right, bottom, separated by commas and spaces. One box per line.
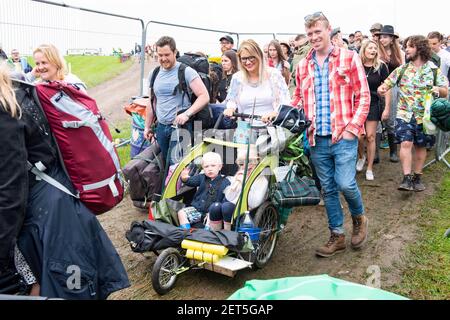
292, 46, 370, 146
313, 51, 332, 136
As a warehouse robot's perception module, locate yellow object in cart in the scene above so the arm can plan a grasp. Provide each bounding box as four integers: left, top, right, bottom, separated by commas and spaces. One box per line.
186, 249, 220, 264
181, 240, 228, 256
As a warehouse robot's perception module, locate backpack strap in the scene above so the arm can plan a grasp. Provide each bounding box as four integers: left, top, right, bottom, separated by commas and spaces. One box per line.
28, 161, 80, 199
203, 175, 226, 212
175, 63, 192, 102
149, 66, 160, 121
395, 64, 408, 87
432, 67, 438, 86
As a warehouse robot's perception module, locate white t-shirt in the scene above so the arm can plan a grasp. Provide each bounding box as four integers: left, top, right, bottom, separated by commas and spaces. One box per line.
437, 49, 450, 80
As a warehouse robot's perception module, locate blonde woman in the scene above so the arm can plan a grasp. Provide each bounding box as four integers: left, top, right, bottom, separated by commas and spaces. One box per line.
6, 53, 130, 298
356, 40, 389, 180
223, 39, 290, 126
26, 44, 86, 91
0, 65, 28, 283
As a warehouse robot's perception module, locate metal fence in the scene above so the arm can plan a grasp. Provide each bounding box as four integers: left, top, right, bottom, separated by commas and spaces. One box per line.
0, 0, 142, 56
424, 129, 450, 170
2, 0, 302, 96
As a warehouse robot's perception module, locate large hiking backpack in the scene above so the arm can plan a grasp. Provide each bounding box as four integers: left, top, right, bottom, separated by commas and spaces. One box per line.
122, 142, 165, 209
35, 81, 124, 215
150, 53, 214, 129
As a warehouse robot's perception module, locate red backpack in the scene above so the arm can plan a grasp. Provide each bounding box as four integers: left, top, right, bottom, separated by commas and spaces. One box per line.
35, 81, 123, 214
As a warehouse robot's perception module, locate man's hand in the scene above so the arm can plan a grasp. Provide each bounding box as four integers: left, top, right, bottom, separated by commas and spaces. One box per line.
144, 127, 154, 140
432, 86, 440, 98
377, 84, 388, 97
341, 130, 357, 140
174, 113, 190, 126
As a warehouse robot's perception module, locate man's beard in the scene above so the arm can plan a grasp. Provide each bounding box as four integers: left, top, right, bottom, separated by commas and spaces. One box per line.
408, 52, 420, 62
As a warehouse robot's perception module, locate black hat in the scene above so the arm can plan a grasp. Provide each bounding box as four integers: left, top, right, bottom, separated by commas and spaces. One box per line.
219, 35, 234, 44
375, 25, 399, 38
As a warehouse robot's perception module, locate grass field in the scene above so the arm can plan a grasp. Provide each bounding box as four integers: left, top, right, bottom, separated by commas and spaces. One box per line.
28, 55, 134, 88
111, 121, 132, 168
392, 164, 450, 299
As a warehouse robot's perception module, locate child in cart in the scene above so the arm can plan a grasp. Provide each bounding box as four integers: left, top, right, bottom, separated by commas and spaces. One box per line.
177, 152, 231, 230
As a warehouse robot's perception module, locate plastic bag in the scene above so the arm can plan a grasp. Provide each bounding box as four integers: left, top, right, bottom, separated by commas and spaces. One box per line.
423, 92, 437, 135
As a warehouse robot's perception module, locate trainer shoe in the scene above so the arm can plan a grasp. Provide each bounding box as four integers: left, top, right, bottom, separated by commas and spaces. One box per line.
351, 215, 369, 249
315, 232, 346, 258
398, 174, 414, 191
390, 152, 399, 163
412, 173, 426, 192
356, 155, 366, 172
366, 170, 374, 181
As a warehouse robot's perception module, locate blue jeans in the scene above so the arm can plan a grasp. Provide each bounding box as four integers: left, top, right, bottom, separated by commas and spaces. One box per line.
156, 122, 193, 166
310, 136, 365, 234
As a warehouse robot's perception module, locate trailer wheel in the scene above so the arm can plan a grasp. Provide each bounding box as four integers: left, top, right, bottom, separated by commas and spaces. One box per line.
151, 248, 182, 295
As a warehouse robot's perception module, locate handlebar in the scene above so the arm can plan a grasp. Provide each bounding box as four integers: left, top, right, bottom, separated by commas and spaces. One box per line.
232, 113, 262, 120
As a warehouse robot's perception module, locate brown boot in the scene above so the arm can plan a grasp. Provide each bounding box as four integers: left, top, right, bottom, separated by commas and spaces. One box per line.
351, 215, 369, 249
315, 232, 346, 257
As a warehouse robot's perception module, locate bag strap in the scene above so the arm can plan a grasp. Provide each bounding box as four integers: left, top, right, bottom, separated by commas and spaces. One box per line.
27, 161, 80, 199
175, 63, 192, 102
203, 175, 225, 211
395, 64, 408, 87
149, 66, 160, 123
432, 67, 438, 86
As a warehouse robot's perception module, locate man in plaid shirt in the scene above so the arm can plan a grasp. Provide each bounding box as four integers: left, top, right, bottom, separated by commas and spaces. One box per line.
292, 12, 370, 257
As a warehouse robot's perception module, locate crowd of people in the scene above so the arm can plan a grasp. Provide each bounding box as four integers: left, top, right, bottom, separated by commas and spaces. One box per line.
144, 14, 449, 258
1, 11, 449, 299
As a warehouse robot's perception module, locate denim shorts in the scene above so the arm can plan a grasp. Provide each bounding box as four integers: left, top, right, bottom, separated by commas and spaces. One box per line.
183, 207, 203, 224
395, 117, 436, 148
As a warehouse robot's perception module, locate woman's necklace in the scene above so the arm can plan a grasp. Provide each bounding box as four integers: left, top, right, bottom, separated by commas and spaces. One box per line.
365, 62, 374, 78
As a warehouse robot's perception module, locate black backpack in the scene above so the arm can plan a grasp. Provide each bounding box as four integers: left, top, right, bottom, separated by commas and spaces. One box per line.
150, 53, 214, 129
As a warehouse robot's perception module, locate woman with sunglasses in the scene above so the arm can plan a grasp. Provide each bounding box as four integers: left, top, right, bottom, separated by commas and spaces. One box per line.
223, 39, 290, 127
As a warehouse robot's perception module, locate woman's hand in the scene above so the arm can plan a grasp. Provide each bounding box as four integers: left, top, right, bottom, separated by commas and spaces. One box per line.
223, 108, 236, 118
261, 111, 278, 123
377, 83, 389, 97
381, 108, 390, 121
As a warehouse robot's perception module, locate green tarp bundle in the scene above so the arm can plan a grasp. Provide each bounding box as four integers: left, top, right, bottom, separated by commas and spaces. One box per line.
228, 275, 408, 300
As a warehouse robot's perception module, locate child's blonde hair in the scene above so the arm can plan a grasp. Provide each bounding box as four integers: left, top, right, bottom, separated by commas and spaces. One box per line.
201, 152, 223, 166
236, 146, 259, 164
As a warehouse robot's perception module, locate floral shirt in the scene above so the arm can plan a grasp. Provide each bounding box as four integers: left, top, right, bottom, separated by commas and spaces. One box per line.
384, 61, 448, 124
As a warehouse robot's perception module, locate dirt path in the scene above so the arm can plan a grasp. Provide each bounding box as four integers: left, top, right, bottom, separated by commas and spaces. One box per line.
88, 59, 156, 124
92, 64, 447, 300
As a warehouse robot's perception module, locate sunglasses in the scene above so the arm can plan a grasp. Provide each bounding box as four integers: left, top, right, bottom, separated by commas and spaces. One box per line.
240, 56, 256, 64
304, 11, 326, 22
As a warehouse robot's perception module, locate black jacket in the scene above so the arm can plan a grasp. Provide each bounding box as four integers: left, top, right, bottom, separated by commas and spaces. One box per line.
13, 80, 129, 299
0, 106, 28, 272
